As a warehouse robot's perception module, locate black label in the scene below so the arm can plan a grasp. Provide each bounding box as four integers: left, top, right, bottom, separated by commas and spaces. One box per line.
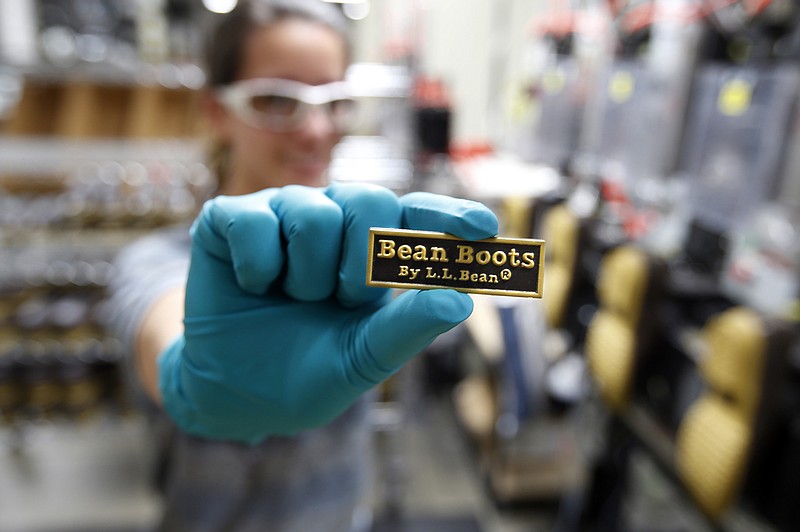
366, 228, 545, 298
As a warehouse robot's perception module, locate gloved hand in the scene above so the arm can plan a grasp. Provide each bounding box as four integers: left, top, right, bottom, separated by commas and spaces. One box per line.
158, 182, 498, 443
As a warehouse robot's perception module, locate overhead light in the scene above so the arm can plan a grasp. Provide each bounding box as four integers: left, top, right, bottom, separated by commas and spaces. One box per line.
203, 0, 238, 14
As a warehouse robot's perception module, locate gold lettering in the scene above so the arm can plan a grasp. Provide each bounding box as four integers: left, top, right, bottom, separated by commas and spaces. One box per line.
459, 269, 471, 280
398, 244, 412, 260
521, 252, 536, 269
430, 247, 448, 262
491, 251, 507, 266
475, 250, 491, 265
509, 248, 520, 267
412, 245, 428, 261
456, 245, 474, 264
378, 239, 396, 258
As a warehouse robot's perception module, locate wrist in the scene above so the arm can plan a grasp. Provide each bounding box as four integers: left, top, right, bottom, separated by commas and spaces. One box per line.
157, 335, 199, 434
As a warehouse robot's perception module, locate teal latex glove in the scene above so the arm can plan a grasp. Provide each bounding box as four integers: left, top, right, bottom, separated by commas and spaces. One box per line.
158, 183, 498, 443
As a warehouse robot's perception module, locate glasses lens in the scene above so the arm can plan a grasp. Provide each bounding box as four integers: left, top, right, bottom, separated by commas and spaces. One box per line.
227, 80, 357, 132
328, 99, 356, 130
248, 94, 301, 129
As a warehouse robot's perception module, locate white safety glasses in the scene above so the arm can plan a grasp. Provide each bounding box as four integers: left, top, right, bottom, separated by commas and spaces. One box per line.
217, 78, 357, 132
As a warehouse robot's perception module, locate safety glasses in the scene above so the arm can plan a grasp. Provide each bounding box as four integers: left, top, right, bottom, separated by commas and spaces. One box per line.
217, 78, 357, 133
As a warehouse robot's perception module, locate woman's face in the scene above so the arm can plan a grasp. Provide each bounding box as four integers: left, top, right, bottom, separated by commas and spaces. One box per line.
214, 19, 349, 195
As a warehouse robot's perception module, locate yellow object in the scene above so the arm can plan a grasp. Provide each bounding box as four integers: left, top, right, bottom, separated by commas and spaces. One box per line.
609, 70, 635, 104
585, 312, 636, 411
542, 204, 580, 329
675, 307, 766, 521
585, 246, 652, 412
702, 307, 766, 419
500, 196, 534, 238
596, 246, 649, 323
676, 396, 751, 520
718, 79, 752, 117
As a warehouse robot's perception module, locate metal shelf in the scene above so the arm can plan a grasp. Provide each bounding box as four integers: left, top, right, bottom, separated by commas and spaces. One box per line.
0, 137, 205, 176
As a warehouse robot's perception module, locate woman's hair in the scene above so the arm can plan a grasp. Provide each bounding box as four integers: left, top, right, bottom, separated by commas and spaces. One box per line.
204, 0, 351, 187
205, 0, 351, 89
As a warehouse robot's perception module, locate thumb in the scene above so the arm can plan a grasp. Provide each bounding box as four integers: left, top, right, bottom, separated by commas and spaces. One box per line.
356, 290, 473, 382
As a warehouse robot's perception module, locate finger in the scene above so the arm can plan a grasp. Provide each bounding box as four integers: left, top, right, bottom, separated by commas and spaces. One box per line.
399, 192, 498, 240
269, 185, 344, 301
349, 289, 473, 384
325, 183, 401, 307
187, 190, 282, 316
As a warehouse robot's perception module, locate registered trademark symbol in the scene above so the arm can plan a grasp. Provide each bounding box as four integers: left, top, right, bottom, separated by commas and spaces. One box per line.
500, 269, 512, 281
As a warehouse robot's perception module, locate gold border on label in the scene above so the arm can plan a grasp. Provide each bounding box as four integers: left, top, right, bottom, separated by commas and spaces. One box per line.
366, 227, 545, 298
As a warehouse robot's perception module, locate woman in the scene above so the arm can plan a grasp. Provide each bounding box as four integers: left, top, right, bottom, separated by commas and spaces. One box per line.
106, 1, 498, 531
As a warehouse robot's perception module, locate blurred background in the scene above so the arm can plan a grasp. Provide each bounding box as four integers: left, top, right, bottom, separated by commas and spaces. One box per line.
1, 0, 799, 531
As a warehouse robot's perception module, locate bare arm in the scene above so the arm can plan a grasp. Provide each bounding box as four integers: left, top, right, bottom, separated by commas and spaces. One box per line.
133, 287, 185, 404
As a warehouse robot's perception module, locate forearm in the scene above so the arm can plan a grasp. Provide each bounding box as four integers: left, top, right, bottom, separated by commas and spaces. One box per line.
134, 287, 185, 404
